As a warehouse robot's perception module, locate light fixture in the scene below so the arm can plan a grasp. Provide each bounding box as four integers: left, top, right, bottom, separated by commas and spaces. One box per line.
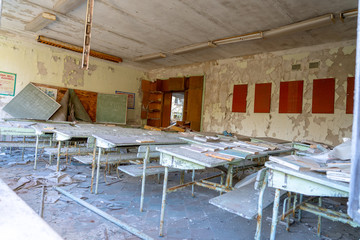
172, 41, 216, 54
133, 52, 166, 62
213, 32, 263, 45
25, 12, 57, 32
37, 35, 123, 63
340, 9, 358, 21
263, 14, 335, 38
54, 0, 85, 14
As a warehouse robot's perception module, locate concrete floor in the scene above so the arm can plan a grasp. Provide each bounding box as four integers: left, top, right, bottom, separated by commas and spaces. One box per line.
0, 148, 359, 240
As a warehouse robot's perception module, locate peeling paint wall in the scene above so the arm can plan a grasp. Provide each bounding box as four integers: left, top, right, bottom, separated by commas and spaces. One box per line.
0, 37, 147, 124
148, 40, 356, 146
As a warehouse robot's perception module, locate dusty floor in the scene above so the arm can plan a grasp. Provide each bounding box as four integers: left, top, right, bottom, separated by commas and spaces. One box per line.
0, 147, 359, 240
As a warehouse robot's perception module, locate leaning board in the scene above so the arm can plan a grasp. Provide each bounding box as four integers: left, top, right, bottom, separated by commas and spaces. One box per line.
96, 93, 127, 124
3, 83, 60, 120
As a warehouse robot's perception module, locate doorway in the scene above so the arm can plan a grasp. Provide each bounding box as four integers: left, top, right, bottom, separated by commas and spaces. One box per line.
170, 92, 185, 124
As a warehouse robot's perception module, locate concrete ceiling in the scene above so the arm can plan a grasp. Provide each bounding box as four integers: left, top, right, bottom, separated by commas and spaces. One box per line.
0, 0, 358, 70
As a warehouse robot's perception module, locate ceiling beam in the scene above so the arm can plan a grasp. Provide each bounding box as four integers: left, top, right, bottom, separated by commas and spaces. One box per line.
37, 35, 123, 63
54, 0, 85, 14
25, 12, 56, 32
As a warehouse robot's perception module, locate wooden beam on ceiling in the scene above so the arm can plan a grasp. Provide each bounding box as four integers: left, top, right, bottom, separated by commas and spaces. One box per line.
37, 35, 123, 63
54, 0, 85, 14
25, 12, 56, 32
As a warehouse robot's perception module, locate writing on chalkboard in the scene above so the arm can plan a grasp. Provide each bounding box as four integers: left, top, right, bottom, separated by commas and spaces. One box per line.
96, 93, 127, 124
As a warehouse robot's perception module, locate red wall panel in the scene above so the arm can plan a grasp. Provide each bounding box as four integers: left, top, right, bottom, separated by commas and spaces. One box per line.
279, 80, 303, 113
254, 83, 272, 113
232, 84, 247, 113
346, 77, 355, 114
312, 78, 335, 114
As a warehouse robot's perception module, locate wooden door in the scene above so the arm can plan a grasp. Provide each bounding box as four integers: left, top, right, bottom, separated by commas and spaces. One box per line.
186, 76, 204, 131
161, 92, 172, 127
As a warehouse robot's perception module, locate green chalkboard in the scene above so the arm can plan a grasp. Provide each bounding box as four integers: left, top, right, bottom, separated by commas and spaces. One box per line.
96, 93, 127, 124
3, 83, 60, 120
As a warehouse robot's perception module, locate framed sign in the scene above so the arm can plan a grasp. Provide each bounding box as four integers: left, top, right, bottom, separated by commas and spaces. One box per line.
0, 71, 16, 96
115, 91, 135, 109
38, 86, 58, 100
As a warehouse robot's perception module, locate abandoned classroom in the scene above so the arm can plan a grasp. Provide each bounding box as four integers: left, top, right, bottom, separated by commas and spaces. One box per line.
0, 0, 360, 239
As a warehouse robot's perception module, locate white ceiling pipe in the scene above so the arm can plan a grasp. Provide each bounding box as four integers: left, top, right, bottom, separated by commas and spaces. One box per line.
172, 41, 216, 54
213, 32, 263, 45
133, 52, 166, 62
340, 9, 358, 21
263, 14, 335, 38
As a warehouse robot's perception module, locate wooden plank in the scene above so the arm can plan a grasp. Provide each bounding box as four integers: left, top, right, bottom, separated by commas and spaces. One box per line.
136, 139, 155, 143
3, 83, 60, 120
187, 88, 203, 131
144, 125, 162, 131
205, 152, 234, 161
232, 147, 259, 155
269, 155, 320, 171
181, 145, 207, 153
157, 146, 237, 168
74, 89, 97, 122
25, 12, 56, 32
218, 149, 249, 159
161, 92, 172, 127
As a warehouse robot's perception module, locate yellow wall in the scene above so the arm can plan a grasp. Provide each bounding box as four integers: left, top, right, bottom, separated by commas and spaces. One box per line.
149, 40, 356, 146
0, 36, 147, 124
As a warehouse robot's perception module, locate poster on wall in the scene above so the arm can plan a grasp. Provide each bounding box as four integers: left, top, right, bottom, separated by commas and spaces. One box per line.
0, 71, 16, 96
115, 91, 135, 109
38, 86, 58, 100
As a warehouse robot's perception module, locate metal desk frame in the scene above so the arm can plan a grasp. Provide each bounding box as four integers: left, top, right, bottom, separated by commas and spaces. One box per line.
255, 162, 359, 240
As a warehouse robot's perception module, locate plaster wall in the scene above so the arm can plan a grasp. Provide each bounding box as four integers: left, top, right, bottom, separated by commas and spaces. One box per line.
0, 36, 147, 124
148, 40, 356, 146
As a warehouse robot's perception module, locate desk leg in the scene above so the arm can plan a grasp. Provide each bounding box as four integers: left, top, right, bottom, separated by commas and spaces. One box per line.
225, 165, 234, 188
286, 192, 292, 231
298, 194, 303, 222
9, 136, 13, 154
192, 169, 195, 197
255, 171, 268, 240
180, 171, 185, 184
56, 141, 62, 172
159, 166, 169, 237
34, 135, 39, 170
90, 140, 97, 193
317, 197, 322, 237
95, 148, 102, 194
21, 136, 25, 161
140, 147, 150, 212
270, 188, 281, 240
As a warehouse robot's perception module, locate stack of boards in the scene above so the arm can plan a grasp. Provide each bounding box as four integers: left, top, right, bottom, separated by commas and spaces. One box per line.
269, 155, 351, 183
181, 138, 279, 162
